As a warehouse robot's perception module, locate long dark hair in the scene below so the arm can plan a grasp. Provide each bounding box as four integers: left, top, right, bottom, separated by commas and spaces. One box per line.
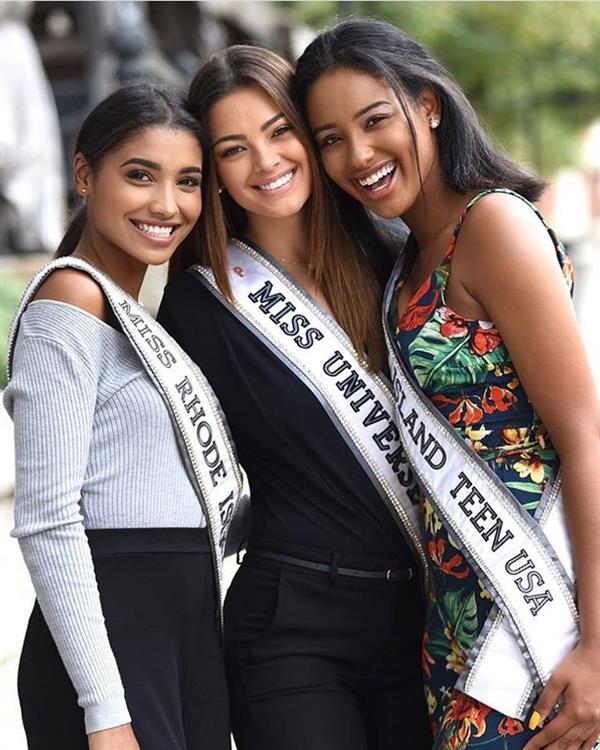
181, 44, 387, 371
293, 18, 545, 202
56, 83, 204, 258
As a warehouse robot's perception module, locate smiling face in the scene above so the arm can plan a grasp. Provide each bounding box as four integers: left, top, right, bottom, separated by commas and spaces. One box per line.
209, 84, 312, 224
76, 125, 203, 266
306, 68, 440, 219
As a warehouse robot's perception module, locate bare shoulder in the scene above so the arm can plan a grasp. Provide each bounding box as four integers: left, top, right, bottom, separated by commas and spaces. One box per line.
455, 191, 556, 272
33, 268, 106, 321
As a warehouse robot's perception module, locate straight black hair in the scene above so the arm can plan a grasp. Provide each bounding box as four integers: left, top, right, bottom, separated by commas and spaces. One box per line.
293, 17, 545, 202
56, 82, 204, 257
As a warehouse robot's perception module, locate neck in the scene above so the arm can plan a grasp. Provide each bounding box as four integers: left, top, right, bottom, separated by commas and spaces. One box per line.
245, 209, 309, 263
401, 167, 473, 254
73, 228, 147, 299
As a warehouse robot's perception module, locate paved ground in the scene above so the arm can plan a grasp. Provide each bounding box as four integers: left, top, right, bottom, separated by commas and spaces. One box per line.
0, 239, 597, 746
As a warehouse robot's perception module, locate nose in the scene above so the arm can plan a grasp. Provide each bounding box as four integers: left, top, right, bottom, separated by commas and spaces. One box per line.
348, 134, 374, 171
253, 143, 280, 174
148, 183, 177, 218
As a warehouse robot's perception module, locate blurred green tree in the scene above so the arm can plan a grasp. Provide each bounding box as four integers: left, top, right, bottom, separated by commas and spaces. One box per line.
285, 1, 600, 176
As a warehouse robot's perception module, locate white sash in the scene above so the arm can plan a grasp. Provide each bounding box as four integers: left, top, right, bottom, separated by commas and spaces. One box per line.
383, 251, 578, 719
191, 238, 429, 578
7, 257, 246, 619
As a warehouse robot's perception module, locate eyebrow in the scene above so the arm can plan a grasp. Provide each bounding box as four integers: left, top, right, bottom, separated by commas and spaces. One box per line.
212, 112, 286, 147
120, 158, 201, 174
313, 100, 392, 135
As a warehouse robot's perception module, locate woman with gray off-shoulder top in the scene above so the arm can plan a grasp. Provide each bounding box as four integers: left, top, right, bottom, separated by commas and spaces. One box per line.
4, 83, 242, 750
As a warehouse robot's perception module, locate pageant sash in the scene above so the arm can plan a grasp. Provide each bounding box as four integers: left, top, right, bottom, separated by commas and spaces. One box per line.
7, 257, 246, 618
191, 239, 429, 578
383, 253, 578, 720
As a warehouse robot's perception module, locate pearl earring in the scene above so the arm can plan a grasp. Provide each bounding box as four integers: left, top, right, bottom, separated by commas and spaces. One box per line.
218, 186, 224, 195
429, 117, 441, 129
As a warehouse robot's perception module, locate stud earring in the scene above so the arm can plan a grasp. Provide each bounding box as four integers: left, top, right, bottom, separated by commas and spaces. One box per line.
429, 117, 441, 129
218, 186, 224, 195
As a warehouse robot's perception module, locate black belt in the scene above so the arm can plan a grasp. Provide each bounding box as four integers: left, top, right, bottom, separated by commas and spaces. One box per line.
246, 548, 413, 582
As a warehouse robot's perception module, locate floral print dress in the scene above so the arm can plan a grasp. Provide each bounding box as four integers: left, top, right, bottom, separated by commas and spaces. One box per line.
391, 189, 574, 749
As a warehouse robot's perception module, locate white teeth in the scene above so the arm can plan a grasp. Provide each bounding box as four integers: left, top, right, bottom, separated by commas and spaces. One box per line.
256, 169, 294, 191
358, 162, 395, 187
135, 222, 174, 238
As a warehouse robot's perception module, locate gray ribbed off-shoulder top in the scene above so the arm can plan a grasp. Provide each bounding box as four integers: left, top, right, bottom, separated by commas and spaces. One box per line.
3, 300, 205, 734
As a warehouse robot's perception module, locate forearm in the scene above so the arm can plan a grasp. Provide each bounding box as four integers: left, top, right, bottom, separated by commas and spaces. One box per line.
8, 330, 130, 733
559, 435, 600, 644
19, 525, 131, 733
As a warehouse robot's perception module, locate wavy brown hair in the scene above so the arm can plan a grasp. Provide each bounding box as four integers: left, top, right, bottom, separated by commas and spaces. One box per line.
175, 45, 386, 371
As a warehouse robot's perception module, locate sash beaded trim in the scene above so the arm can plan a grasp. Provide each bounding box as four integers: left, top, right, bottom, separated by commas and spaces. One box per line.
7, 257, 245, 627
191, 239, 430, 582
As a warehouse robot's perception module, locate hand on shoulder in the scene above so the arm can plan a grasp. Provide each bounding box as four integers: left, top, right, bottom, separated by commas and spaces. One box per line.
33, 267, 107, 321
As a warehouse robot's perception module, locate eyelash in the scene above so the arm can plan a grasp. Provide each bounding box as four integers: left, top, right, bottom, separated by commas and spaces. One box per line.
318, 113, 390, 149
126, 170, 200, 188
178, 177, 201, 189
127, 169, 152, 181
318, 134, 340, 149
219, 123, 293, 158
365, 114, 388, 128
221, 145, 244, 158
273, 124, 293, 138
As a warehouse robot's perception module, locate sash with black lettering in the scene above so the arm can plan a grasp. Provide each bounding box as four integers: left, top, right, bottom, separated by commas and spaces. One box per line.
191, 238, 429, 580
8, 257, 246, 622
383, 249, 578, 720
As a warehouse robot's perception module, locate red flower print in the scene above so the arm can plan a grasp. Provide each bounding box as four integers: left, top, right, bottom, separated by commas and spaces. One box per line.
442, 693, 492, 746
431, 394, 484, 426
470, 325, 502, 356
451, 398, 484, 426
498, 716, 524, 735
428, 539, 469, 579
482, 385, 517, 414
399, 282, 440, 331
440, 308, 469, 339
422, 632, 435, 678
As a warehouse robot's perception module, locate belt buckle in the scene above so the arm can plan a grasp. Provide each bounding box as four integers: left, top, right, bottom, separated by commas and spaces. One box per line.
386, 567, 413, 582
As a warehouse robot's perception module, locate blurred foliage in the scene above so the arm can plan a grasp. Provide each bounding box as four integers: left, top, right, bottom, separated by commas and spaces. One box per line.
0, 273, 26, 389
284, 1, 600, 176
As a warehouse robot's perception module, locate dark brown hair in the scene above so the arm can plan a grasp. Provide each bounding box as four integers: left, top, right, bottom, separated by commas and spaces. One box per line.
178, 44, 387, 371
56, 82, 204, 259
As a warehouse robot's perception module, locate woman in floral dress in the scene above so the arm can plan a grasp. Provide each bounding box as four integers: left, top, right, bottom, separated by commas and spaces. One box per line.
294, 18, 600, 750
396, 189, 574, 749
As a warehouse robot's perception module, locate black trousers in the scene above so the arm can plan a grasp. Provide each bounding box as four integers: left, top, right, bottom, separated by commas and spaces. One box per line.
18, 529, 230, 750
225, 539, 432, 750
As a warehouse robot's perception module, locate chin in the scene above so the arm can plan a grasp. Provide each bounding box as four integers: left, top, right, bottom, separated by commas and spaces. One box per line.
368, 203, 401, 220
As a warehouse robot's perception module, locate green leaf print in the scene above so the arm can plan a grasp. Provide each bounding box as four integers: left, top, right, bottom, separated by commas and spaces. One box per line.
428, 589, 480, 663
440, 589, 479, 652
504, 481, 544, 495
408, 310, 506, 394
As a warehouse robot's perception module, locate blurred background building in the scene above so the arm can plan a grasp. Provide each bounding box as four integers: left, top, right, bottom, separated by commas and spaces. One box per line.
1, 2, 599, 747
